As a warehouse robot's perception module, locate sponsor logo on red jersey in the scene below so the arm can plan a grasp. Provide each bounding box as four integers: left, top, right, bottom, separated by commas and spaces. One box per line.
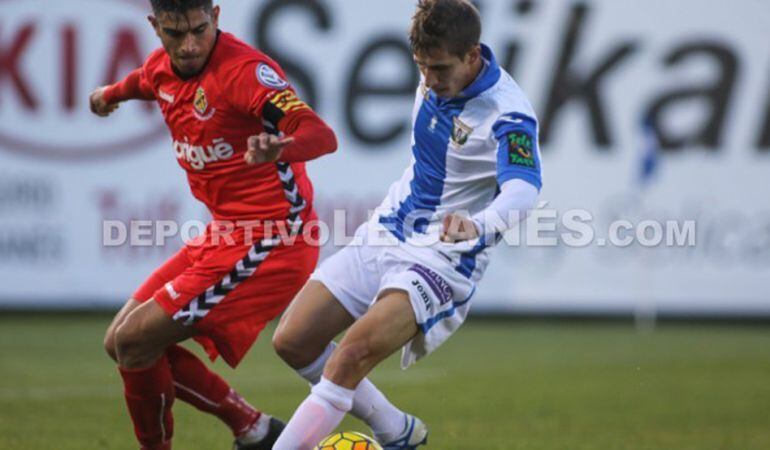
173, 137, 234, 170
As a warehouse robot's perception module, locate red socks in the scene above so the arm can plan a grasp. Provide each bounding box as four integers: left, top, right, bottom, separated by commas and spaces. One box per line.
166, 345, 260, 436
118, 346, 260, 449
119, 356, 175, 450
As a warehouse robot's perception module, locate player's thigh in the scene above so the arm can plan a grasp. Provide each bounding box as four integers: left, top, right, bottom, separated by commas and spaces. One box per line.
325, 289, 418, 387
106, 247, 193, 355
273, 280, 356, 367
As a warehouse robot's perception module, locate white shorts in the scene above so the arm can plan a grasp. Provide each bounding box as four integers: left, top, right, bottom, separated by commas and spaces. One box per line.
311, 222, 477, 368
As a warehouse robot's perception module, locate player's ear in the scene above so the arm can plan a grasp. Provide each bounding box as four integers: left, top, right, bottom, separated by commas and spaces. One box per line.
465, 45, 482, 65
147, 15, 160, 37
211, 5, 221, 27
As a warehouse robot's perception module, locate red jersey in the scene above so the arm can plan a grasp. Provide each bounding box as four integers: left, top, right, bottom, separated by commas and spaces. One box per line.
104, 32, 336, 226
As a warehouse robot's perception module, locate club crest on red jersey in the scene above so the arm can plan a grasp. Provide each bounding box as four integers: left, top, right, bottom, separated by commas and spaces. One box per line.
193, 87, 216, 121
193, 87, 208, 114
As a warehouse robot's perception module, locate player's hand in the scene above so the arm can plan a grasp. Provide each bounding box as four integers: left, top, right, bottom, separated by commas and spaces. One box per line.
245, 133, 295, 164
440, 213, 480, 243
89, 86, 120, 117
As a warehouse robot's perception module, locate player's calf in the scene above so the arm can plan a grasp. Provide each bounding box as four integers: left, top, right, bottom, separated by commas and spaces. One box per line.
323, 340, 381, 389
324, 291, 418, 389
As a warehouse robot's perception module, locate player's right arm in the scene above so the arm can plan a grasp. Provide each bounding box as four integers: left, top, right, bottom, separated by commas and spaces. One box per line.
89, 66, 155, 117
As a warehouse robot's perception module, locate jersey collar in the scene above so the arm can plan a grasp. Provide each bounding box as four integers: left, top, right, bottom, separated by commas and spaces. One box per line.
457, 43, 501, 100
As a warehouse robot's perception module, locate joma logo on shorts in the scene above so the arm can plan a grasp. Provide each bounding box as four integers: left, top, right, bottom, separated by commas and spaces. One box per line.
173, 137, 234, 170
411, 280, 431, 311
409, 264, 454, 306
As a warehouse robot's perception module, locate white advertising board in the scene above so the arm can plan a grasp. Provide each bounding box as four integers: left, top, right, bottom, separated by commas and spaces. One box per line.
0, 0, 768, 314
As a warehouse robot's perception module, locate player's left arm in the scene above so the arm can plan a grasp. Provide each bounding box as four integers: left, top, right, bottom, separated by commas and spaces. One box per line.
228, 60, 337, 164
441, 112, 542, 243
250, 95, 338, 164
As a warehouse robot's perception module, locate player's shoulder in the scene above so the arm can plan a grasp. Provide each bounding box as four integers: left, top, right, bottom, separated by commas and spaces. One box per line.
213, 32, 285, 77
141, 47, 169, 77
475, 70, 537, 126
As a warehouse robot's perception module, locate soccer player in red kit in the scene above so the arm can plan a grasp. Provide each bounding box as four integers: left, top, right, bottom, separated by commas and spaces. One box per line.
89, 1, 337, 449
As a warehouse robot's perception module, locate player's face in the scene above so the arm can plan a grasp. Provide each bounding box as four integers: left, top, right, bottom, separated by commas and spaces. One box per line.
414, 45, 482, 99
149, 6, 220, 77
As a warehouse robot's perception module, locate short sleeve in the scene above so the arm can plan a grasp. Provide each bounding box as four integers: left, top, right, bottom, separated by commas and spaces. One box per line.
492, 112, 542, 190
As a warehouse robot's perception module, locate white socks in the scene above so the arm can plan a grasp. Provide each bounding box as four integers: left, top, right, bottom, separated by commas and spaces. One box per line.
295, 343, 407, 443
272, 377, 354, 450
296, 343, 334, 385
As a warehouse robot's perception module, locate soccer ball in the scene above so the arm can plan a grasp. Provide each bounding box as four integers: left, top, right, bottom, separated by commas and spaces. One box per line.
315, 431, 383, 450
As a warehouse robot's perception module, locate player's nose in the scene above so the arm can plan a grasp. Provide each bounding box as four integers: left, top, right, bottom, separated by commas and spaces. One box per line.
179, 34, 200, 56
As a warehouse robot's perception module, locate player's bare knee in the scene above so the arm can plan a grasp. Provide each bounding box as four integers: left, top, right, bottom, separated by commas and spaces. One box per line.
103, 330, 118, 362
114, 322, 153, 368
272, 328, 316, 369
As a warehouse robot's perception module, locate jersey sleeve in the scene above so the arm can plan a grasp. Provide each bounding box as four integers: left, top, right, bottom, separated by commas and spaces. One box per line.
226, 58, 337, 162
102, 50, 159, 103
225, 59, 309, 129
492, 112, 543, 191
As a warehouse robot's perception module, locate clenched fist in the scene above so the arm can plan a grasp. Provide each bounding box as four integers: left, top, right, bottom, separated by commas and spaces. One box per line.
89, 87, 120, 117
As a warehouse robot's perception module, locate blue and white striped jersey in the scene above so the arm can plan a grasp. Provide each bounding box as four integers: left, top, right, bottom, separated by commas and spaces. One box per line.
374, 44, 543, 282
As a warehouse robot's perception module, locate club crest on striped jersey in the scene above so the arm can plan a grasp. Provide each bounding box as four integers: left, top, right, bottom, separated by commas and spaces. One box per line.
192, 87, 216, 121
451, 116, 473, 147
257, 63, 289, 90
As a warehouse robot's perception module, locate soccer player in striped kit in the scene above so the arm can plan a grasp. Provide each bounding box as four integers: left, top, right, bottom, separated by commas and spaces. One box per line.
89, 1, 337, 448
272, 0, 543, 448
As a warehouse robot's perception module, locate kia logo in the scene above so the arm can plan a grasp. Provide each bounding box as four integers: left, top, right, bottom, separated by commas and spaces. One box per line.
0, 0, 167, 161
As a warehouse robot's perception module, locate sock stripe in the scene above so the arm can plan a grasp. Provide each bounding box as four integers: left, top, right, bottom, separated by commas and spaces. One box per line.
173, 382, 220, 408
159, 393, 167, 443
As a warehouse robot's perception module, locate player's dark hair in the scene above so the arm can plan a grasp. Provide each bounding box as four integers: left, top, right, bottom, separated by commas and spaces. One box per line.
409, 0, 481, 58
149, 0, 213, 14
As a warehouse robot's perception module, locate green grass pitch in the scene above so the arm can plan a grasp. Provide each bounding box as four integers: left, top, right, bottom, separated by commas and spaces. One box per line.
1, 314, 768, 449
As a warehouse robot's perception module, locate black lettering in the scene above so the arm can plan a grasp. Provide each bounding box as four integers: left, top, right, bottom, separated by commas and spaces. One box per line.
502, 2, 537, 82
501, 43, 521, 79
646, 42, 738, 150
540, 4, 638, 147
345, 37, 418, 146
0, 229, 63, 262
515, 0, 535, 15
253, 0, 332, 109
758, 84, 770, 151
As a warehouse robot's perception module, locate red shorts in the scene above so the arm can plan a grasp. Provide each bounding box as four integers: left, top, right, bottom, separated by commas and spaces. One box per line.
133, 223, 319, 368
